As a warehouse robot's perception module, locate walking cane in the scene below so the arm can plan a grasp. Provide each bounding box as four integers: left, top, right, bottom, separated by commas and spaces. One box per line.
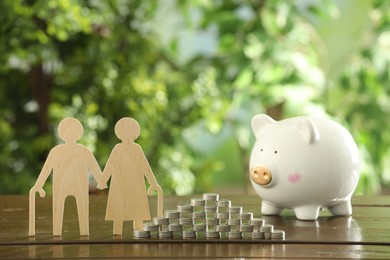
29, 189, 35, 236
29, 188, 46, 236
148, 185, 163, 217
157, 186, 163, 217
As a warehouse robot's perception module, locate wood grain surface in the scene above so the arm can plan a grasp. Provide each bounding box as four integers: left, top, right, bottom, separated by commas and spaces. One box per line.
1, 195, 390, 259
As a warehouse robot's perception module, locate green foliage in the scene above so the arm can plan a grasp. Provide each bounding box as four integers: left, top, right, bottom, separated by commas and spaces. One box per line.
174, 0, 390, 195
317, 0, 390, 194
0, 0, 212, 194
0, 0, 388, 195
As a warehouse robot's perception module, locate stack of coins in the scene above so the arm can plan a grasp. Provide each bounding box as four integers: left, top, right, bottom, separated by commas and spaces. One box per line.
271, 229, 285, 239
260, 224, 274, 239
177, 204, 195, 238
166, 210, 181, 236
227, 206, 242, 239
239, 212, 253, 238
203, 193, 220, 238
133, 193, 285, 240
251, 218, 265, 239
154, 217, 172, 238
142, 222, 158, 238
133, 229, 151, 239
190, 198, 205, 238
217, 199, 231, 225
216, 198, 231, 238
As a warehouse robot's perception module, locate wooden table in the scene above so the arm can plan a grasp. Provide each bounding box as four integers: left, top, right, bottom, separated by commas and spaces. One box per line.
1, 195, 390, 259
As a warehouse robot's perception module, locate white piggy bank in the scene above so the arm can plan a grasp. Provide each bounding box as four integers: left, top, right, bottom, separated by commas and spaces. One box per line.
249, 114, 360, 220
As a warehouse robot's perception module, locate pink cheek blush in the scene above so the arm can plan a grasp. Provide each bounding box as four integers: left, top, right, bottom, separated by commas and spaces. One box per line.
288, 173, 302, 184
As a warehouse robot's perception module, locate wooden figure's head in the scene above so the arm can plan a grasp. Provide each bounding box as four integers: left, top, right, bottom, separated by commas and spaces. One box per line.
58, 117, 83, 143
115, 117, 141, 142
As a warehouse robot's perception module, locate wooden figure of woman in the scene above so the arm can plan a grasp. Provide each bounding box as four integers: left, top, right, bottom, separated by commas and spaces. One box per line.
98, 117, 163, 235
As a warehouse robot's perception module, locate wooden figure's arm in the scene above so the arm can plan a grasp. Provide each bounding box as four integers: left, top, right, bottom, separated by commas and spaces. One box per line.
140, 147, 163, 217
30, 150, 55, 197
99, 148, 117, 189
141, 149, 159, 188
140, 145, 162, 194
86, 150, 106, 190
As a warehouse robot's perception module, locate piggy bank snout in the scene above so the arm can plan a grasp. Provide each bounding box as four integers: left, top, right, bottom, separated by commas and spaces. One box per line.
251, 166, 272, 186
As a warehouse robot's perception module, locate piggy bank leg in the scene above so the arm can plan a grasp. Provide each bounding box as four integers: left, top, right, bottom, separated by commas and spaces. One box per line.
328, 200, 352, 216
294, 205, 320, 220
261, 201, 282, 215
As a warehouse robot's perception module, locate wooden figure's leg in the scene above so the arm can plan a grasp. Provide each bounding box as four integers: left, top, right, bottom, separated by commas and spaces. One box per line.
75, 193, 89, 236
113, 220, 123, 235
53, 194, 66, 236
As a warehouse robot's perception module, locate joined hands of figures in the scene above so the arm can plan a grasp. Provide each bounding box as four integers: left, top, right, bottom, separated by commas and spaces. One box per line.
97, 181, 108, 190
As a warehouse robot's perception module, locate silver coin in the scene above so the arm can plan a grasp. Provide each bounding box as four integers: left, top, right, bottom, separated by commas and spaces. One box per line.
191, 198, 206, 206
203, 193, 219, 201
158, 230, 173, 238
251, 218, 265, 227
133, 230, 151, 238
228, 231, 242, 239
168, 218, 179, 225
192, 217, 206, 225
143, 222, 159, 232
260, 224, 274, 233
239, 224, 253, 232
218, 219, 228, 225
206, 218, 219, 225
168, 223, 182, 232
180, 212, 192, 219
252, 231, 265, 239
206, 231, 220, 238
179, 217, 193, 225
217, 199, 231, 207
153, 217, 169, 225
192, 211, 206, 219
216, 224, 230, 232
227, 218, 241, 226
182, 230, 196, 238
228, 206, 243, 214
271, 230, 285, 239
205, 212, 217, 219
194, 224, 206, 231
239, 212, 253, 220
204, 205, 218, 213
216, 212, 229, 219
177, 204, 193, 212
164, 210, 180, 219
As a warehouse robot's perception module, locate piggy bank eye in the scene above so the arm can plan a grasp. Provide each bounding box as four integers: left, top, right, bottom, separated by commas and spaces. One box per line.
274, 150, 278, 154
260, 149, 263, 152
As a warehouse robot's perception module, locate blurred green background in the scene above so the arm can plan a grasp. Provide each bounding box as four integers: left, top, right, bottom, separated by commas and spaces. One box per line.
0, 0, 389, 195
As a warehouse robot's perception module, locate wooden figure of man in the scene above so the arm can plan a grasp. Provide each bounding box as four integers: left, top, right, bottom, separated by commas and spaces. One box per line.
30, 117, 104, 236
98, 117, 163, 235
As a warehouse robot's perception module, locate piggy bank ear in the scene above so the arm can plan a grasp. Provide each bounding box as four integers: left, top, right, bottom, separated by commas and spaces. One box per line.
295, 118, 320, 144
251, 114, 275, 139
